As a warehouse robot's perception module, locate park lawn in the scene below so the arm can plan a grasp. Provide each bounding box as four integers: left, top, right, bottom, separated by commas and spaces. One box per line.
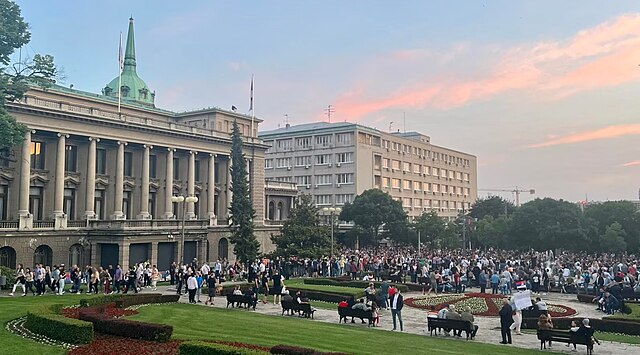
0, 292, 97, 354
131, 303, 549, 355
284, 279, 364, 296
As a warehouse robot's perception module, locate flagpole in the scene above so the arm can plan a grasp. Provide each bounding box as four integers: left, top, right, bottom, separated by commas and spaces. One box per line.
117, 32, 123, 116
250, 74, 254, 142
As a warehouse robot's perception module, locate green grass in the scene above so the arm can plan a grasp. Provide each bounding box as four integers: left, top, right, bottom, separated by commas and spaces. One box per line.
605, 303, 640, 321
284, 279, 364, 296
131, 303, 549, 355
0, 292, 98, 354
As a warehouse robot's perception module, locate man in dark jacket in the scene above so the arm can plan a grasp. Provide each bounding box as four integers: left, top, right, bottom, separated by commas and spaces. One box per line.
499, 299, 513, 344
391, 289, 404, 331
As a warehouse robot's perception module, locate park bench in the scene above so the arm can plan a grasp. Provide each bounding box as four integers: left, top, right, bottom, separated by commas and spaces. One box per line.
281, 300, 315, 318
522, 308, 547, 319
537, 329, 594, 355
427, 318, 474, 340
337, 307, 375, 326
226, 294, 250, 309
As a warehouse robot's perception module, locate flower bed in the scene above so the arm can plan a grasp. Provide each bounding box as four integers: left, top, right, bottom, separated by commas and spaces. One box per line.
405, 292, 576, 317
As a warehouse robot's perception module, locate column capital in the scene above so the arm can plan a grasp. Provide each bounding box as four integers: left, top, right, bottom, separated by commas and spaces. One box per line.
167, 147, 175, 152
117, 141, 128, 146
57, 133, 70, 138
210, 153, 217, 157
189, 150, 198, 155
88, 137, 101, 142
143, 144, 154, 149
30, 129, 36, 134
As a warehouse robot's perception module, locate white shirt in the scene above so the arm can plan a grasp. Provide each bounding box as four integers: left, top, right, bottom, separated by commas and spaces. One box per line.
201, 263, 210, 275
187, 276, 198, 290
391, 293, 400, 310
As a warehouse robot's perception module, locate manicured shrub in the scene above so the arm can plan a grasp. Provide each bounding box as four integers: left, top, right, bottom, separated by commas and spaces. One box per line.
180, 341, 269, 354
115, 293, 180, 308
80, 294, 132, 307
270, 345, 348, 355
79, 307, 173, 342
302, 279, 409, 293
25, 304, 94, 344
285, 288, 365, 303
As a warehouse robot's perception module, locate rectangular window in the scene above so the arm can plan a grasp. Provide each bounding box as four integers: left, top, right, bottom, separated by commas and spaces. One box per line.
0, 185, 7, 220
336, 173, 354, 184
195, 160, 201, 181
295, 156, 311, 167
374, 175, 381, 188
433, 200, 440, 208
122, 191, 132, 219
276, 158, 291, 168
295, 175, 311, 186
414, 164, 421, 174
64, 145, 78, 172
426, 183, 432, 192
425, 199, 431, 208
382, 177, 390, 188
29, 187, 44, 220
296, 137, 311, 149
315, 135, 332, 147
30, 141, 46, 170
449, 170, 454, 179
173, 157, 180, 180
403, 180, 411, 190
265, 159, 273, 169
382, 158, 389, 169
124, 152, 133, 177
315, 174, 332, 185
403, 197, 411, 207
432, 167, 439, 177
413, 181, 422, 191
336, 152, 353, 163
464, 187, 470, 195
423, 166, 430, 175
335, 194, 354, 205
433, 184, 439, 193
336, 132, 353, 145
63, 188, 75, 220
96, 148, 107, 174
392, 178, 401, 189
441, 169, 447, 178
276, 139, 292, 150
374, 155, 382, 170
415, 199, 422, 208
265, 141, 274, 152
274, 176, 292, 182
315, 194, 332, 206
464, 173, 469, 181
456, 171, 462, 180
315, 154, 331, 165
95, 189, 105, 219
403, 162, 411, 172
391, 160, 400, 170
149, 191, 156, 218
149, 155, 157, 178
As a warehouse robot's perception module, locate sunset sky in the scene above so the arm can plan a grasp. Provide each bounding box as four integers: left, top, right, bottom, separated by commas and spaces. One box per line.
16, 1, 640, 203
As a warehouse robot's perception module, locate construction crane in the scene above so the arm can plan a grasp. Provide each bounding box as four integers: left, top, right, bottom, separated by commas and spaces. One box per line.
478, 187, 536, 207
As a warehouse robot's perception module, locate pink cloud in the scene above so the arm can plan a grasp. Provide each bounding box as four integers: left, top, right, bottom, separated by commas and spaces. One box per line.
623, 160, 640, 167
529, 124, 640, 148
334, 14, 640, 120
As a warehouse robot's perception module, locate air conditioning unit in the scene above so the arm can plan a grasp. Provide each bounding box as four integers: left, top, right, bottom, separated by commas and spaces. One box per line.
327, 163, 332, 167
315, 184, 319, 188
305, 184, 310, 189
337, 183, 341, 188
305, 165, 310, 169
336, 163, 341, 167
287, 166, 291, 171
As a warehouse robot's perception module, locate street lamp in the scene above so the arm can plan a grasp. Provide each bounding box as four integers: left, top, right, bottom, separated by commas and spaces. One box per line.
322, 207, 341, 258
172, 195, 198, 264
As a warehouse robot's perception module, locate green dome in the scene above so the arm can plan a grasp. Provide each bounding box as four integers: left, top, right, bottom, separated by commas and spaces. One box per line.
102, 18, 155, 107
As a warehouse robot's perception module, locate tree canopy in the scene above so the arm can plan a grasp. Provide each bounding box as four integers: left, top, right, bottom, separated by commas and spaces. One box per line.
228, 120, 259, 264
469, 195, 515, 220
271, 194, 331, 259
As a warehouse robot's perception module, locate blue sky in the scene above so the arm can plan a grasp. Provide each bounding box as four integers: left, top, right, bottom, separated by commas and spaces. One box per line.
15, 1, 640, 202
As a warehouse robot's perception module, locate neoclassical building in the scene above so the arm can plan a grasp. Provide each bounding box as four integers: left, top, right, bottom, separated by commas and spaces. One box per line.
0, 18, 296, 271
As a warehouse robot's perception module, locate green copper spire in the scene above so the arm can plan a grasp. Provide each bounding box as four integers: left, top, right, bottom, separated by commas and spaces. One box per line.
103, 17, 155, 107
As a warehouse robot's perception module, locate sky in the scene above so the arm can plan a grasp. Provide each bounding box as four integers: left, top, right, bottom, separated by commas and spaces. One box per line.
14, 1, 640, 203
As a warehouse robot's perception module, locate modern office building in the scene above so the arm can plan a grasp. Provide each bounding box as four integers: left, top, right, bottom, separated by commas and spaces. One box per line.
0, 18, 296, 270
260, 122, 477, 220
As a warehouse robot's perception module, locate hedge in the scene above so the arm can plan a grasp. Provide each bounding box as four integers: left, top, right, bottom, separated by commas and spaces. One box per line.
80, 294, 134, 307
303, 279, 409, 293
522, 317, 640, 336
285, 288, 365, 303
270, 345, 349, 355
25, 304, 94, 344
576, 294, 594, 303
180, 341, 269, 355
79, 307, 173, 342
115, 294, 180, 308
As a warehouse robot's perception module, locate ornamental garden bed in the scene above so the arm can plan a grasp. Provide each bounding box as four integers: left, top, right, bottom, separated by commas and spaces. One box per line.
405, 292, 576, 317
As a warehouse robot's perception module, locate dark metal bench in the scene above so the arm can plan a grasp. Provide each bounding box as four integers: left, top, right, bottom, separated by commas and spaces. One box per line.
427, 318, 474, 340
522, 309, 547, 319
537, 329, 594, 355
226, 294, 249, 309
281, 300, 315, 318
338, 307, 375, 326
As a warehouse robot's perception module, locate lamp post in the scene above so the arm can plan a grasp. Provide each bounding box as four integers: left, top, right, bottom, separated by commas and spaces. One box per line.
322, 207, 341, 258
172, 195, 199, 264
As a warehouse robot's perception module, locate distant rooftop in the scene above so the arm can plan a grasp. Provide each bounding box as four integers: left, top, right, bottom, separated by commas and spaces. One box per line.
260, 121, 357, 136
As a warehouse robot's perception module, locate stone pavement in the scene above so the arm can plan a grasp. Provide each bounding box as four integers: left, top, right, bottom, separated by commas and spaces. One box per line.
158, 285, 640, 355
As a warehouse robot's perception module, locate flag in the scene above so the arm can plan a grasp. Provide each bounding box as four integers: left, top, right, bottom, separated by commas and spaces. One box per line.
249, 74, 254, 112
118, 32, 124, 73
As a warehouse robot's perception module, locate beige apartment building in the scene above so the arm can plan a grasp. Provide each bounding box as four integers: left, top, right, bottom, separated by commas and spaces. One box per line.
260, 122, 477, 220
0, 18, 296, 271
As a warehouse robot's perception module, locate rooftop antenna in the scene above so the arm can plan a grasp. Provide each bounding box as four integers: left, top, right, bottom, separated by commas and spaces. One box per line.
324, 104, 335, 123
284, 114, 290, 128
403, 112, 406, 133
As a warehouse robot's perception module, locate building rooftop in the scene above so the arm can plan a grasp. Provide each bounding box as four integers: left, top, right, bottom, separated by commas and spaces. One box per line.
260, 121, 357, 136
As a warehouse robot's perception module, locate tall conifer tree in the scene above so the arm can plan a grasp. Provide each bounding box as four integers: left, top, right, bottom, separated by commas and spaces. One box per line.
228, 120, 259, 264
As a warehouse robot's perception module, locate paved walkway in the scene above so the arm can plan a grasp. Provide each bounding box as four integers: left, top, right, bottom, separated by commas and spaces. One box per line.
158, 285, 639, 355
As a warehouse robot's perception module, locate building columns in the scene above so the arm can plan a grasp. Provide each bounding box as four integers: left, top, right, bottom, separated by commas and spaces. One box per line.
138, 144, 152, 219
18, 129, 33, 230
207, 153, 216, 226
111, 141, 126, 220
53, 133, 68, 229
226, 156, 232, 224
186, 151, 196, 220
84, 137, 98, 219
163, 148, 175, 219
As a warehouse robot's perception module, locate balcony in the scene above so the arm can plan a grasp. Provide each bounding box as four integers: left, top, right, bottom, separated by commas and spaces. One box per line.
88, 219, 209, 230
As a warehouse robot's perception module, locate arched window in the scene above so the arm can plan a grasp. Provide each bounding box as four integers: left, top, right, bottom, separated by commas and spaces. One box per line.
69, 244, 84, 267
276, 202, 283, 220
218, 238, 229, 260
268, 201, 275, 220
0, 246, 16, 269
34, 245, 53, 266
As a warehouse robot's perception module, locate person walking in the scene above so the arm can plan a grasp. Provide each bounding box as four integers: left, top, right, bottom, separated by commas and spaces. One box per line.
24, 268, 35, 296
499, 299, 514, 344
510, 303, 523, 335
272, 269, 283, 305
391, 289, 404, 331
187, 272, 198, 304
151, 265, 159, 291
57, 266, 66, 295
9, 264, 26, 296
114, 265, 123, 294
205, 271, 216, 306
